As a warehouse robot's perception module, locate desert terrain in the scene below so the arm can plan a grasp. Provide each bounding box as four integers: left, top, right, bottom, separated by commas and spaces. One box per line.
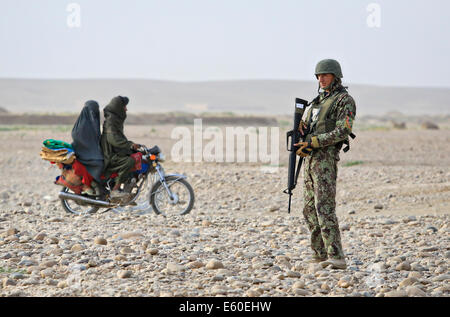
0, 113, 448, 298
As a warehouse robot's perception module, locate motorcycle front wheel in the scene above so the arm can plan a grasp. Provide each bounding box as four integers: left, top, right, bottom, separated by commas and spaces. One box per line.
60, 187, 100, 215
150, 176, 194, 216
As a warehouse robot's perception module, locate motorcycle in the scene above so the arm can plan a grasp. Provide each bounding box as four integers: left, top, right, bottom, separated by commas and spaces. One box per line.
57, 145, 195, 217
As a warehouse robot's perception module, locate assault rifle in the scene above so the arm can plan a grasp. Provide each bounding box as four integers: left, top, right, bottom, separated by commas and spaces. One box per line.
283, 98, 310, 213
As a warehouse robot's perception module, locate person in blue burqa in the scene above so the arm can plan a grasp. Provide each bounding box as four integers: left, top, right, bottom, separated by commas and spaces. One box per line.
71, 100, 105, 196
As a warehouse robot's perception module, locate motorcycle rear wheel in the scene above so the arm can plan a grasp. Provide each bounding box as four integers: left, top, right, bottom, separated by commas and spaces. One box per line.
60, 187, 100, 215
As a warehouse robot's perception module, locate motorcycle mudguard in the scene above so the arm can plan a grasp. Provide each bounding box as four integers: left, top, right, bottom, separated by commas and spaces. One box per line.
161, 173, 187, 181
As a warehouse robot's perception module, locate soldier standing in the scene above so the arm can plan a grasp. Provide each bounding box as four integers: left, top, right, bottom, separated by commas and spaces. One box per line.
294, 59, 356, 269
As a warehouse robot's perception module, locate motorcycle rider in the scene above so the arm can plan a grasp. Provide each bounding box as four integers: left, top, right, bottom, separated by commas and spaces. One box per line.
100, 96, 141, 199
71, 100, 105, 196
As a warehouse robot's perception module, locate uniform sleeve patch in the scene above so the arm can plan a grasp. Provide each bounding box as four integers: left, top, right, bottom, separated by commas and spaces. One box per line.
345, 116, 353, 131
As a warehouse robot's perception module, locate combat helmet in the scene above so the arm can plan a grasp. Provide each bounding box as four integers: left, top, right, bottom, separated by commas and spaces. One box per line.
315, 59, 343, 79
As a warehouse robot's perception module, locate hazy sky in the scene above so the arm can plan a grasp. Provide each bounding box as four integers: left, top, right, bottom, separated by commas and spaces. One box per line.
1, 0, 449, 87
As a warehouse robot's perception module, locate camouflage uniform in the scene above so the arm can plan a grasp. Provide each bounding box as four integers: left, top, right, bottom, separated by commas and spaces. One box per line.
302, 77, 356, 260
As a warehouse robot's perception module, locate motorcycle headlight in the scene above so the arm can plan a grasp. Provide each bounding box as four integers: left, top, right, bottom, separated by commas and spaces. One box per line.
158, 153, 166, 162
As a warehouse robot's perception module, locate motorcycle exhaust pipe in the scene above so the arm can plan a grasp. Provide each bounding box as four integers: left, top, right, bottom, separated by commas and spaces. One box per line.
58, 191, 113, 207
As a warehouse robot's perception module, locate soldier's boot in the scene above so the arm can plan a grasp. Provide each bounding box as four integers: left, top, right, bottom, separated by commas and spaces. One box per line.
319, 258, 347, 270
308, 255, 328, 263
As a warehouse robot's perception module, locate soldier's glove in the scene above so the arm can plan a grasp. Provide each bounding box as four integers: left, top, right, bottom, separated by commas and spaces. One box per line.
294, 135, 320, 157
310, 135, 320, 148
298, 120, 308, 136
295, 141, 313, 157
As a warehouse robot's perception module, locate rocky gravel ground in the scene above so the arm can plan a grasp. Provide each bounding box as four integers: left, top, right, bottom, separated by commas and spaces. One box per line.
0, 124, 448, 297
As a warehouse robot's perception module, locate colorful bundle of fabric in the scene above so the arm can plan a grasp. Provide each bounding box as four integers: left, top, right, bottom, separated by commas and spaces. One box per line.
43, 139, 73, 150
130, 152, 143, 172
40, 142, 76, 164
41, 139, 95, 194
54, 160, 93, 194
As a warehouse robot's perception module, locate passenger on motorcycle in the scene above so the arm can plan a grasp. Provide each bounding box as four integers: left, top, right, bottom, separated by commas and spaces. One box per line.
100, 96, 141, 199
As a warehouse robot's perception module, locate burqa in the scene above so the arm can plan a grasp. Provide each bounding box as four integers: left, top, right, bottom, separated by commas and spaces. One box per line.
71, 100, 104, 183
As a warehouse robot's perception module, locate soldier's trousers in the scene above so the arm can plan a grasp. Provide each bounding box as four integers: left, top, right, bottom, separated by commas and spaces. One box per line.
302, 149, 345, 260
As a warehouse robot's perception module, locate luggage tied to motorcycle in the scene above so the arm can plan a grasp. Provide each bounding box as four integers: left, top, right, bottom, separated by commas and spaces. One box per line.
40, 139, 76, 164
40, 139, 93, 194
53, 161, 93, 194
54, 153, 141, 195
40, 138, 143, 194
40, 146, 76, 165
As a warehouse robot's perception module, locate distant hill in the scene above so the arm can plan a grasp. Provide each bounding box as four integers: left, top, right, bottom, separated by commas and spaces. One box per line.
0, 112, 278, 126
0, 79, 449, 116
